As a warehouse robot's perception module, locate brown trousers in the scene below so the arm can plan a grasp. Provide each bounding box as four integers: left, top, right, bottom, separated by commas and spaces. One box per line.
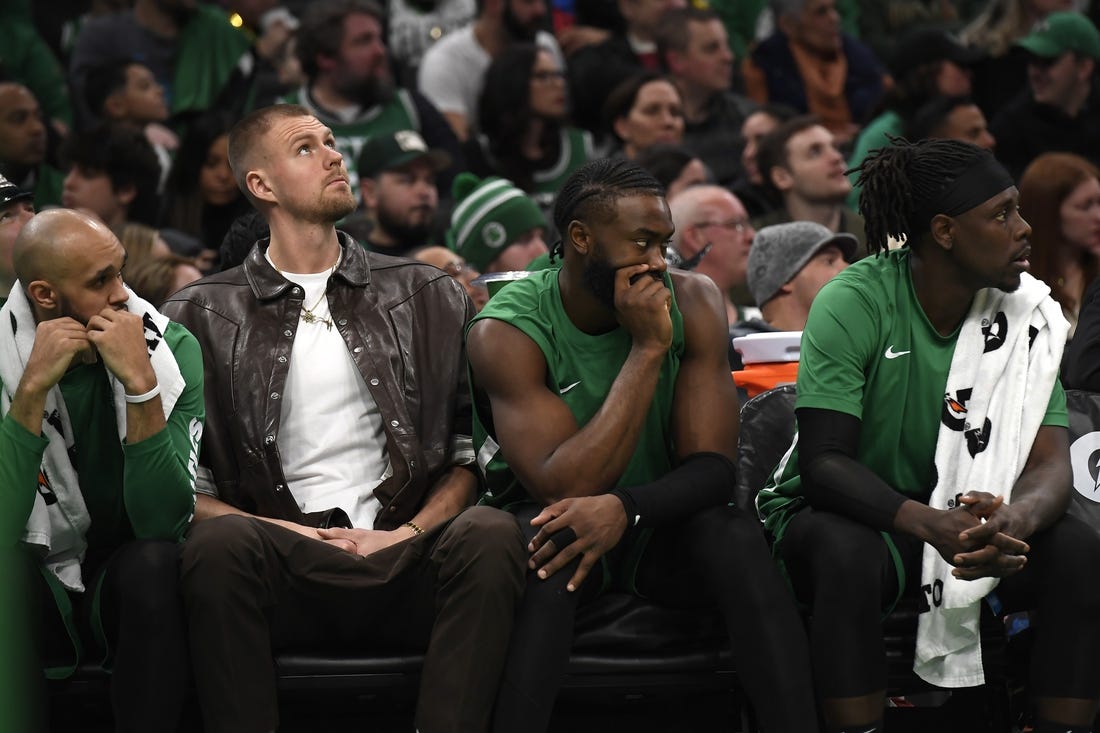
180, 507, 526, 733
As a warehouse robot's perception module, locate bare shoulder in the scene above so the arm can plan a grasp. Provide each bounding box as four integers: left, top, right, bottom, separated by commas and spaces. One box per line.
670, 270, 725, 314
669, 270, 728, 330
467, 318, 549, 391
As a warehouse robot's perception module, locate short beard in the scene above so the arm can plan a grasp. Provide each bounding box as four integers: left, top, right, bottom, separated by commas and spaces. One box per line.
313, 190, 358, 224
56, 293, 87, 327
503, 2, 539, 42
334, 72, 394, 107
582, 252, 617, 311
376, 204, 434, 248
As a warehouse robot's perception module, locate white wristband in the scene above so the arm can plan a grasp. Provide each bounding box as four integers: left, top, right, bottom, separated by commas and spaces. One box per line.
124, 382, 161, 404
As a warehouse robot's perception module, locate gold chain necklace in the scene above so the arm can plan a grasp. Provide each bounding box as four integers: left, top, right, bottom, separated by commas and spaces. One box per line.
300, 261, 337, 330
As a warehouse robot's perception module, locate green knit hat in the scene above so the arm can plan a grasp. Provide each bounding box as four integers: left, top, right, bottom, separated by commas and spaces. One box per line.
446, 173, 546, 271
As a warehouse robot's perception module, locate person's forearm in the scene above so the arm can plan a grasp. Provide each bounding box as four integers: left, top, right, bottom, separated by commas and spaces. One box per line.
193, 492, 250, 522
611, 452, 735, 529
408, 465, 477, 531
532, 343, 666, 503
123, 426, 194, 541
797, 408, 910, 531
802, 450, 910, 531
124, 396, 167, 445
1004, 461, 1071, 539
0, 417, 49, 546
8, 377, 49, 438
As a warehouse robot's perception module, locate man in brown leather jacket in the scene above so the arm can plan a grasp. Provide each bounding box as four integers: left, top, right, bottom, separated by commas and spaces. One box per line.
160, 104, 525, 733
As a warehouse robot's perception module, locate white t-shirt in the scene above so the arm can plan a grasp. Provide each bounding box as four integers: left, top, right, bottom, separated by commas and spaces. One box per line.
272, 257, 390, 529
417, 25, 564, 126
388, 0, 476, 73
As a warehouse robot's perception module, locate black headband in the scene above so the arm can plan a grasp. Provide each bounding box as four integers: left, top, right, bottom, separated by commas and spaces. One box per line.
913, 154, 1015, 228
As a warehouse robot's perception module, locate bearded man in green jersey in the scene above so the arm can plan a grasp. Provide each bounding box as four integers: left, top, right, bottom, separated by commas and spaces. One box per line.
467, 158, 818, 733
0, 209, 204, 730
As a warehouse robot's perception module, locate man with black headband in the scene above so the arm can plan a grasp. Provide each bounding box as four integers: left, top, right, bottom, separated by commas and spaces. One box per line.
467, 158, 818, 732
758, 138, 1100, 733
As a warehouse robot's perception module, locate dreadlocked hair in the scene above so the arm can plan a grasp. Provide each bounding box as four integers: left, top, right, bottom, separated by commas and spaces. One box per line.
853, 137, 988, 255
550, 158, 663, 262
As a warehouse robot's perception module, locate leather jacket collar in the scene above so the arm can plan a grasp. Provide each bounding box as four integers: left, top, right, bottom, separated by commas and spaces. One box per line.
244, 231, 372, 301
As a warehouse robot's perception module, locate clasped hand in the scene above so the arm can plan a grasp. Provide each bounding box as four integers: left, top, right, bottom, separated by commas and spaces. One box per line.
527, 495, 628, 592
933, 492, 1030, 580
316, 526, 415, 557
26, 307, 160, 394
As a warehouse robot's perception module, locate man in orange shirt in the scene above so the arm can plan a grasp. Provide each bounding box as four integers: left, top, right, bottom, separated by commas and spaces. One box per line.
741, 0, 889, 146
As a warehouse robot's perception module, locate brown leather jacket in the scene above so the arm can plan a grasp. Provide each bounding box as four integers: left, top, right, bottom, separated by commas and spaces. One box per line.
161, 235, 475, 530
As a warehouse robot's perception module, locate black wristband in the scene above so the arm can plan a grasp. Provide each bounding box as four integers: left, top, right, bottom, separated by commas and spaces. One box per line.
610, 452, 737, 529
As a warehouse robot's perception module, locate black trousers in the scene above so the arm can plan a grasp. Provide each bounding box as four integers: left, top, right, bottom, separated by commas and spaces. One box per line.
29, 539, 189, 733
180, 507, 526, 733
492, 503, 819, 733
780, 507, 1100, 700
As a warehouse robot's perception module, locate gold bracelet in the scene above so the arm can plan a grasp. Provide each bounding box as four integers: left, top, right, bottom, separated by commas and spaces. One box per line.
402, 521, 425, 536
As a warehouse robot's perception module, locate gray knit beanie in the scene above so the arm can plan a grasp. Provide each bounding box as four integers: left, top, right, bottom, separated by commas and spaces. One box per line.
748, 221, 857, 307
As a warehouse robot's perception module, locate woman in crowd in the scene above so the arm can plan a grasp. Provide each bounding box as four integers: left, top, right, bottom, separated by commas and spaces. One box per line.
603, 72, 684, 160
116, 221, 171, 271
634, 144, 709, 203
735, 104, 794, 218
126, 254, 204, 308
1019, 151, 1100, 337
467, 43, 593, 218
160, 110, 251, 272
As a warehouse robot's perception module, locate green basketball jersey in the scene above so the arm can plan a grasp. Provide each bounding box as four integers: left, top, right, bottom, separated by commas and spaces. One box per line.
529, 128, 593, 214
757, 248, 1067, 543
280, 86, 420, 200
468, 268, 685, 508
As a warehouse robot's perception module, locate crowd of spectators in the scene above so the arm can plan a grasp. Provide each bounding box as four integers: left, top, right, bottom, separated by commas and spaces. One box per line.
7, 0, 1100, 730
6, 0, 1098, 315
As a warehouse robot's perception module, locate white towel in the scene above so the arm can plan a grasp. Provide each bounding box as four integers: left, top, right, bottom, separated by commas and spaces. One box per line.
914, 273, 1067, 687
0, 284, 184, 592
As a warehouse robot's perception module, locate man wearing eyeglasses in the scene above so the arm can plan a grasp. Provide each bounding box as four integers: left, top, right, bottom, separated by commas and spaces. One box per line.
753, 115, 866, 249
669, 184, 756, 325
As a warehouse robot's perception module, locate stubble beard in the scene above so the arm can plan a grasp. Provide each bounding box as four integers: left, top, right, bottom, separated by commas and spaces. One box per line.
376, 203, 434, 248
311, 188, 358, 225
334, 69, 394, 107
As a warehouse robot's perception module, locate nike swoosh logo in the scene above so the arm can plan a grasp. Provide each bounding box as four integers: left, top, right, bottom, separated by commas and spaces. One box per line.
884, 345, 911, 360
559, 381, 581, 394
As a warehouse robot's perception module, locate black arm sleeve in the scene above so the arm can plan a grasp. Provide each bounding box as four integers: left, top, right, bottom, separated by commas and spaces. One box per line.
1064, 276, 1100, 391
796, 407, 910, 531
610, 452, 735, 529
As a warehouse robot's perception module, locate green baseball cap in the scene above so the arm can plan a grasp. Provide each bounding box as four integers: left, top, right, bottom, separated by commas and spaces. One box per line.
1016, 11, 1100, 60
357, 129, 452, 179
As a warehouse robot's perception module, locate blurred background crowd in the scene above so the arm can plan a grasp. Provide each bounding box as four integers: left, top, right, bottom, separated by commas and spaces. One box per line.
2, 0, 1100, 343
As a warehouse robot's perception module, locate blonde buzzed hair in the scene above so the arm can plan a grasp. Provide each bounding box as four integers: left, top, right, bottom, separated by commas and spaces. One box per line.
226, 104, 313, 200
